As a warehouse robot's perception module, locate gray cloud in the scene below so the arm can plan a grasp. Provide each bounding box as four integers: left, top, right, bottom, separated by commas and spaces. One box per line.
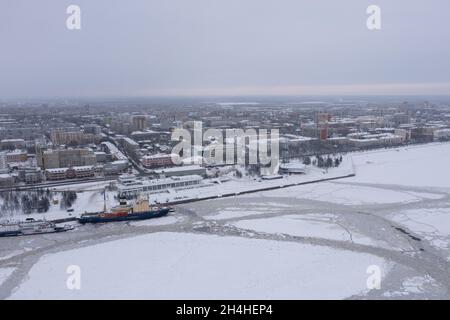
1, 0, 449, 98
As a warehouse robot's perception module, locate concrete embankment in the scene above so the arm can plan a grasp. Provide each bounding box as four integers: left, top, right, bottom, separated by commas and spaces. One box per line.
49, 172, 355, 224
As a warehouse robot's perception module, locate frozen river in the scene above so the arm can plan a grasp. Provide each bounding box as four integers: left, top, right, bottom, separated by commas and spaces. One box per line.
2, 143, 450, 299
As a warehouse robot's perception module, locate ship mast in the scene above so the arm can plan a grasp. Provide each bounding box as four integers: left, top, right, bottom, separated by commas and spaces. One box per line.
103, 187, 107, 212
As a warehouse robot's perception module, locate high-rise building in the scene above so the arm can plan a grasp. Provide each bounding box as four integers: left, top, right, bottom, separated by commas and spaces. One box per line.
50, 129, 99, 146
316, 113, 331, 141
83, 124, 102, 135
0, 152, 8, 172
132, 115, 147, 131
37, 148, 97, 169
5, 150, 28, 163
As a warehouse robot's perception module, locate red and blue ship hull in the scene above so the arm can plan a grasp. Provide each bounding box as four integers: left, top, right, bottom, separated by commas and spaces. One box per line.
78, 208, 169, 224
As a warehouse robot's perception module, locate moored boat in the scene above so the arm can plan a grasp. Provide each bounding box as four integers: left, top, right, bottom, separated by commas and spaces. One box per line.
0, 218, 74, 238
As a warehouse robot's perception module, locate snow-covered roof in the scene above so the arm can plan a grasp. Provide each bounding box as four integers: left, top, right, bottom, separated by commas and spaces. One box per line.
154, 165, 204, 174
141, 153, 172, 160
280, 163, 306, 170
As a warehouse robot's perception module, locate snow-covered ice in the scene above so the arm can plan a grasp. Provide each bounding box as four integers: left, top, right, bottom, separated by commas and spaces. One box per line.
204, 207, 282, 220
390, 208, 450, 252
3, 142, 450, 300
0, 268, 14, 286
0, 250, 23, 262
9, 232, 385, 300
391, 208, 450, 238
130, 215, 180, 227
242, 182, 425, 205
231, 215, 384, 247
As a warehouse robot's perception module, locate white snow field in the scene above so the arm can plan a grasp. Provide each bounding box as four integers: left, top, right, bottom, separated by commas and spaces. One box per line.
9, 232, 384, 300
349, 143, 450, 188
0, 188, 119, 222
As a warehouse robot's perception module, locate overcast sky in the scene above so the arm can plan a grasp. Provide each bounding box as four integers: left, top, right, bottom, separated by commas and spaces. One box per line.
1, 0, 450, 99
